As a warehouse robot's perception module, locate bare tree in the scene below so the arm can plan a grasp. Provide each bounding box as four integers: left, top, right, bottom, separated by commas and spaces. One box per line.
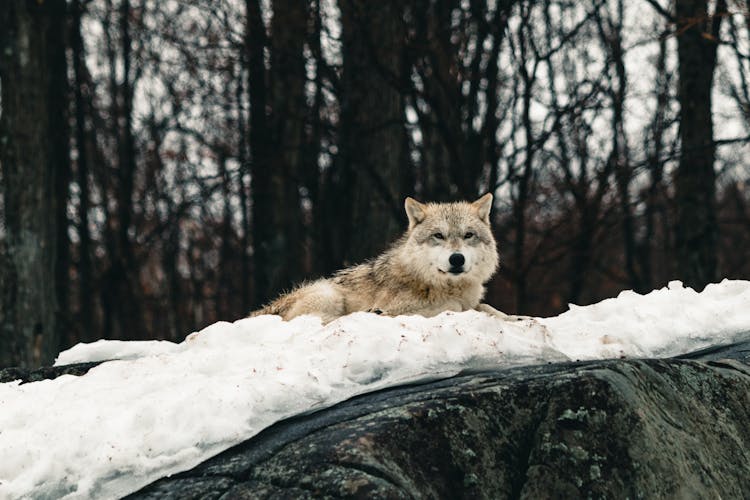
338, 0, 411, 264
246, 0, 308, 305
72, 0, 95, 342
673, 0, 726, 289
0, 0, 68, 367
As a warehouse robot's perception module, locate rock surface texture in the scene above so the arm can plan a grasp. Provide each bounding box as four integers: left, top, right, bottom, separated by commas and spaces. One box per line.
121, 340, 750, 499
0, 361, 101, 384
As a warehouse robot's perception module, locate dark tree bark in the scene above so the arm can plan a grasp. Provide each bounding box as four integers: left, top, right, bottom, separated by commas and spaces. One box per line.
72, 0, 94, 343
413, 0, 462, 201
410, 0, 513, 202
641, 26, 672, 293
246, 0, 272, 307
268, 0, 306, 288
99, 0, 119, 339
510, 1, 538, 313
605, 2, 640, 292
246, 0, 307, 306
0, 0, 68, 368
218, 153, 232, 320
674, 0, 726, 290
303, 0, 326, 277
235, 67, 252, 313
52, 0, 72, 352
97, 0, 142, 340
115, 0, 144, 338
338, 0, 411, 264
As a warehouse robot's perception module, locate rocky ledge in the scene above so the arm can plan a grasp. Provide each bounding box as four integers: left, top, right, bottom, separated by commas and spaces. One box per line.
118, 340, 750, 499
0, 361, 102, 384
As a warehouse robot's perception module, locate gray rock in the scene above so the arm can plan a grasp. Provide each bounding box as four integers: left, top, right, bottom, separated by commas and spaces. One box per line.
126, 339, 750, 499
0, 361, 101, 383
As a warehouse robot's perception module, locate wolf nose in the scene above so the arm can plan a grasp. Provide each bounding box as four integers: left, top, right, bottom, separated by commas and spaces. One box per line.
449, 253, 465, 267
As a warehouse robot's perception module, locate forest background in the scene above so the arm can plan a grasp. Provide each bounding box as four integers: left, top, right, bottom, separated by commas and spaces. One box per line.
2, 0, 749, 368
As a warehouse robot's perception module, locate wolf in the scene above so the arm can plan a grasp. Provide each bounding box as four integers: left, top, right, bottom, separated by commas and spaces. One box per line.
249, 193, 517, 323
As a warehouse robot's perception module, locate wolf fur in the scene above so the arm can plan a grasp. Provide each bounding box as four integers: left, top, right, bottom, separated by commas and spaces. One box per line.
249, 193, 515, 323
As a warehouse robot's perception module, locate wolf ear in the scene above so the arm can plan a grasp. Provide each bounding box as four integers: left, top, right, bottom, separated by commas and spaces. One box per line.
405, 197, 427, 228
472, 193, 493, 224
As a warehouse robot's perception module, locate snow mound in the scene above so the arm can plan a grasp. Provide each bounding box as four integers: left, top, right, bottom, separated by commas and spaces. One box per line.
1, 279, 749, 499
540, 279, 750, 359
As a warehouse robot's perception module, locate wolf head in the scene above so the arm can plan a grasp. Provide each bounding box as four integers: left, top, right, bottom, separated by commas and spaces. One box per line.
398, 193, 500, 287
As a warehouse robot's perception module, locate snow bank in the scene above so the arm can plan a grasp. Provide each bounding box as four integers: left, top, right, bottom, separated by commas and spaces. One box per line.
540, 279, 750, 359
1, 280, 749, 499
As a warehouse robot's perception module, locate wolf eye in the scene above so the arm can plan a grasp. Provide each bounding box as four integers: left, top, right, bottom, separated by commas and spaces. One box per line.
432, 233, 445, 240
464, 232, 475, 239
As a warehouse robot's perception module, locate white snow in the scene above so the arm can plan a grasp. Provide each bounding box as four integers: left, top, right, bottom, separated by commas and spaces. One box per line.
540, 279, 750, 360
1, 279, 750, 499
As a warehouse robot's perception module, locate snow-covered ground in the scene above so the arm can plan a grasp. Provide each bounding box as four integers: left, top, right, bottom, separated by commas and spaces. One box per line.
1, 280, 749, 499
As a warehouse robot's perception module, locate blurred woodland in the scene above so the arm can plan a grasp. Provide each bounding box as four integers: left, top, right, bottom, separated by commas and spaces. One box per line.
1, 0, 750, 368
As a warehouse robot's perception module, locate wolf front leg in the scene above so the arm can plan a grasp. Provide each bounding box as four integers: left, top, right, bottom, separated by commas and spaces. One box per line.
475, 303, 528, 322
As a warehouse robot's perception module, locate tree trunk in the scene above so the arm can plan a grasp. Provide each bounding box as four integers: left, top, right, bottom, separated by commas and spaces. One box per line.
72, 0, 94, 343
674, 0, 725, 290
246, 0, 271, 307
235, 66, 252, 312
303, 0, 325, 276
339, 0, 410, 264
246, 0, 307, 306
513, 6, 536, 314
51, 0, 71, 353
268, 0, 306, 288
414, 0, 462, 201
116, 0, 143, 338
218, 154, 233, 319
0, 0, 68, 368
